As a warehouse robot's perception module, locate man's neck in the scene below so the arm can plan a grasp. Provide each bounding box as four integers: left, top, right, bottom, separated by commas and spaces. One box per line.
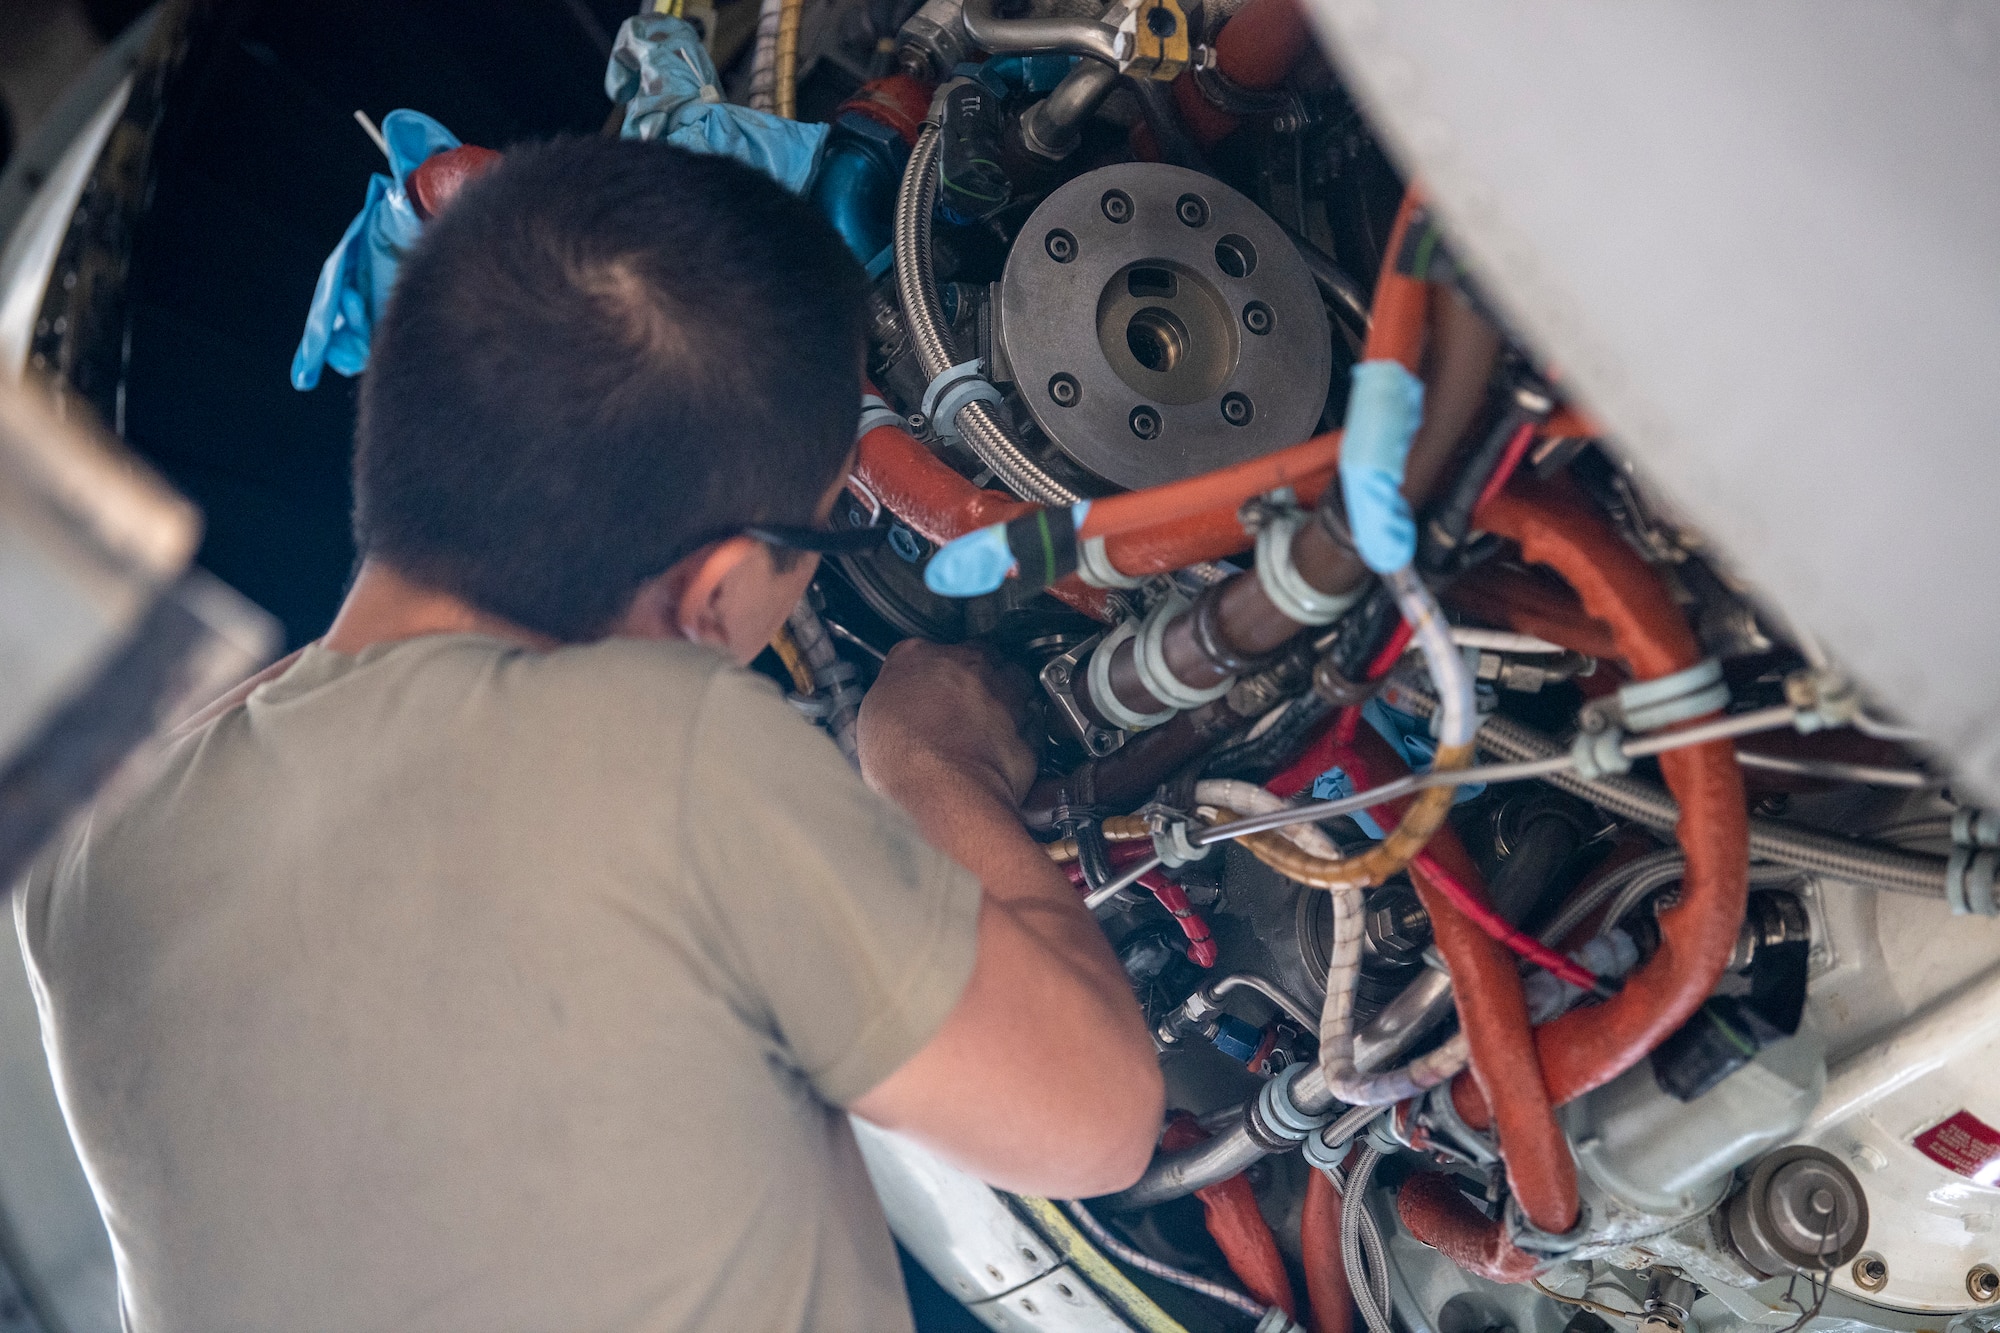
323, 561, 557, 655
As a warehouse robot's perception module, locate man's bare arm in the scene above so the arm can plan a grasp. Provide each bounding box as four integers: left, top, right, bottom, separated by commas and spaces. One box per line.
848, 643, 1163, 1199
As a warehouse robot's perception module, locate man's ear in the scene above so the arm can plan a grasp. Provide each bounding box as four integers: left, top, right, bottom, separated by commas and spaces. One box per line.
617, 537, 758, 644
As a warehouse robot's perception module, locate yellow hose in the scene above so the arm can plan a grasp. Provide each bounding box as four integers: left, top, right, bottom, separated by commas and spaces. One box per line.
774, 0, 806, 119
770, 626, 816, 695
1043, 814, 1152, 862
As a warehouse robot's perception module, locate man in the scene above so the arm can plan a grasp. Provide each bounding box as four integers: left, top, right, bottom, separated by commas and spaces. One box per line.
21, 136, 1163, 1331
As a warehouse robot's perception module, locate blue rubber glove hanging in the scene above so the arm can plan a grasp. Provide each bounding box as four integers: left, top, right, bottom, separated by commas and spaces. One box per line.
606, 15, 827, 195
290, 110, 462, 390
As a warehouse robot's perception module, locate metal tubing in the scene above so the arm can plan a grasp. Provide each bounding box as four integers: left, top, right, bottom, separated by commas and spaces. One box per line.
961, 0, 1127, 64
1020, 58, 1123, 160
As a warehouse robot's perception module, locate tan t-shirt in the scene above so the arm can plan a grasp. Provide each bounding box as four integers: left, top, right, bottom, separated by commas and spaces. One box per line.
18, 635, 981, 1333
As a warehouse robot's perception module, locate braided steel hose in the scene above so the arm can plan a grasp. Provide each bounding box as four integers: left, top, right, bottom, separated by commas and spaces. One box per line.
893, 124, 1079, 505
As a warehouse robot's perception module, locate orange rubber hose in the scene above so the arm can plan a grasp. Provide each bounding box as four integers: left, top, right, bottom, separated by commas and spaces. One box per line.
1076, 433, 1341, 541
851, 423, 1112, 618
1302, 1168, 1353, 1333
1168, 0, 1315, 147
1160, 1114, 1299, 1317
1473, 479, 1750, 1108
1363, 191, 1428, 373
1397, 1172, 1543, 1284
1336, 724, 1579, 1235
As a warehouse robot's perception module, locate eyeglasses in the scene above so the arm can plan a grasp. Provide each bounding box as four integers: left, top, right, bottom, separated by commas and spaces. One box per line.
742, 522, 889, 556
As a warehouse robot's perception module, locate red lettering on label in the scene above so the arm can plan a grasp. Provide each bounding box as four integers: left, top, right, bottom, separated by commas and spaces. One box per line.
1914, 1110, 2000, 1186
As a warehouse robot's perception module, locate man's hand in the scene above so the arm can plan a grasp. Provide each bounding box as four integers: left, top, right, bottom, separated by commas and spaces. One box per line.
857, 640, 1037, 813
848, 639, 1165, 1198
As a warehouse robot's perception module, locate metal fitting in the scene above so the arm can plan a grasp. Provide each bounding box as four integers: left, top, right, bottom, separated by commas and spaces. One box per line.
1503, 1194, 1593, 1258
1971, 1265, 2000, 1305
1851, 1252, 1889, 1293
1419, 1081, 1500, 1168
1150, 814, 1210, 868
1725, 1145, 1870, 1277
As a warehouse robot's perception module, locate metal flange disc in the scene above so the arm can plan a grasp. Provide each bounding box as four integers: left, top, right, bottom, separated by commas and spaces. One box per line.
997, 162, 1333, 490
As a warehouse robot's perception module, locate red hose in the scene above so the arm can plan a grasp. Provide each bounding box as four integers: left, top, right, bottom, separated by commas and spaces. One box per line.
1302, 1167, 1353, 1333
1169, 0, 1316, 147
1364, 192, 1429, 373
1077, 432, 1340, 541
851, 423, 1111, 618
1412, 852, 1601, 993
1337, 725, 1580, 1235
1396, 1173, 1542, 1285
1161, 1114, 1300, 1318
1471, 478, 1750, 1108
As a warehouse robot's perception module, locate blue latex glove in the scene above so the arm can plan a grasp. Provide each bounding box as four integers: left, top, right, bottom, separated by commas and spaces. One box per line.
290, 110, 462, 390
607, 15, 828, 195
1337, 359, 1426, 573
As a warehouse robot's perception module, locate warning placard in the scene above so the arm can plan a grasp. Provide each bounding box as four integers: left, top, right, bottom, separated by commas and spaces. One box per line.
1913, 1110, 2000, 1185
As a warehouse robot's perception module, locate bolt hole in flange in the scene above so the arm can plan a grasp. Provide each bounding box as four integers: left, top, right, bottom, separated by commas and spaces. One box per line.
1048, 373, 1081, 407
1101, 189, 1133, 224
1242, 300, 1273, 335
1214, 232, 1257, 278
1176, 192, 1209, 228
1221, 392, 1253, 426
1129, 405, 1162, 439
1851, 1253, 1888, 1293
1046, 228, 1077, 263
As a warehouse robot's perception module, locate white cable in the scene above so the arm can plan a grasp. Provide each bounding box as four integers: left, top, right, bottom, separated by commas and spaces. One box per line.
1063, 1200, 1271, 1320
747, 0, 784, 110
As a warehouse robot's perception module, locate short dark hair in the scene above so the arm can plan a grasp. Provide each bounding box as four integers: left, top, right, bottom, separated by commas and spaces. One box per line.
354, 135, 867, 641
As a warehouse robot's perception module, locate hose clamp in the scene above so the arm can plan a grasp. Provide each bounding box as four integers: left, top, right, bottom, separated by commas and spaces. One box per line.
1504, 1195, 1592, 1258
1947, 847, 2000, 916
1255, 500, 1364, 627
1570, 726, 1632, 781
1299, 1125, 1348, 1174
1086, 619, 1176, 731
1420, 1083, 1500, 1168
1151, 815, 1211, 869
857, 392, 904, 440
1955, 808, 2000, 849
1617, 656, 1729, 732
1076, 534, 1146, 589
1135, 593, 1235, 709
919, 357, 1005, 441
1257, 1064, 1335, 1145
